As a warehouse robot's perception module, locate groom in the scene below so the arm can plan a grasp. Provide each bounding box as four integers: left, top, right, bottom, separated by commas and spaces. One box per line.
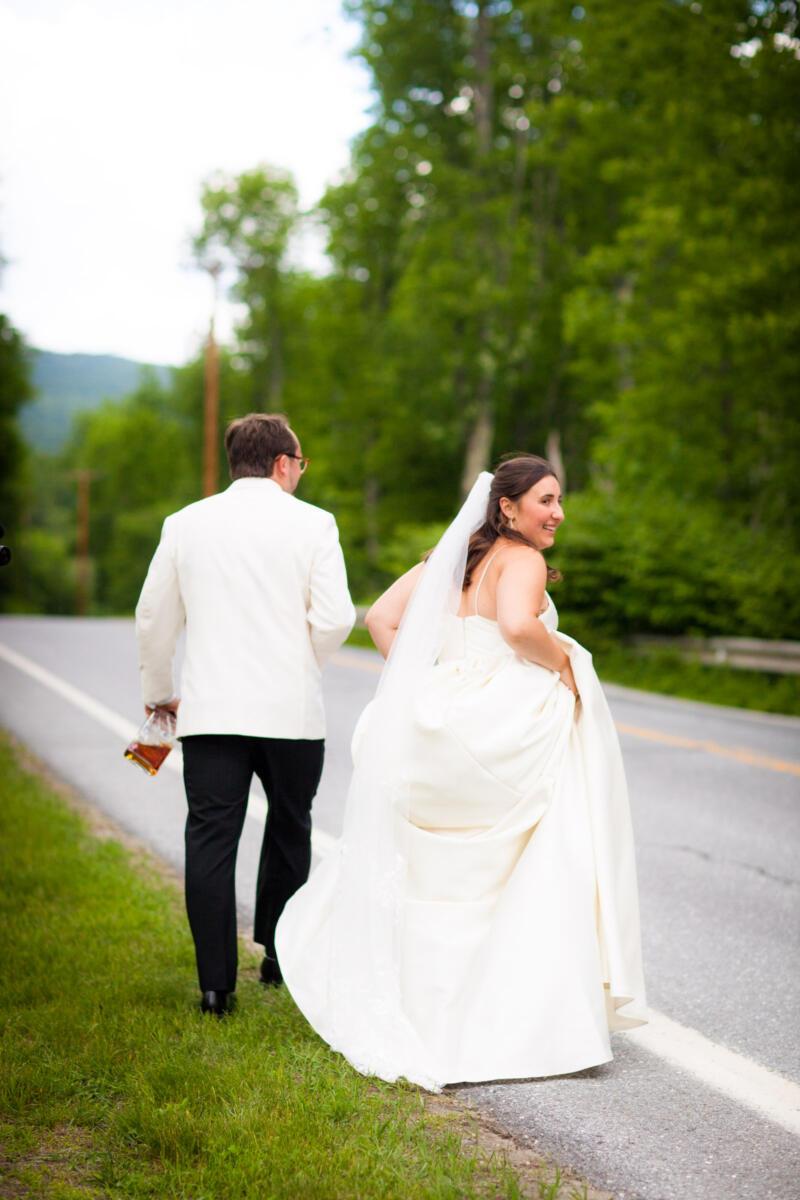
135, 413, 355, 1015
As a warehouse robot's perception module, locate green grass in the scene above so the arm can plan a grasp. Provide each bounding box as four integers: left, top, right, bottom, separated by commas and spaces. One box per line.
594, 646, 800, 716
0, 733, 593, 1200
345, 626, 376, 651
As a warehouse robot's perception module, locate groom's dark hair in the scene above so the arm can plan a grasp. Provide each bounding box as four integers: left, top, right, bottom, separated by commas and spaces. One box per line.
225, 413, 297, 479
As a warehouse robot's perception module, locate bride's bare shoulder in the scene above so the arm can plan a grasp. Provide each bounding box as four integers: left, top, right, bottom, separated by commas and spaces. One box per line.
494, 544, 547, 600
495, 540, 545, 571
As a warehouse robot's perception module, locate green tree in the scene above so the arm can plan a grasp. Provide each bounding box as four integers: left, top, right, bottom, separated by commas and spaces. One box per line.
193, 166, 299, 408
63, 371, 189, 612
559, 0, 800, 636
0, 311, 34, 612
34, 0, 795, 641
0, 315, 32, 536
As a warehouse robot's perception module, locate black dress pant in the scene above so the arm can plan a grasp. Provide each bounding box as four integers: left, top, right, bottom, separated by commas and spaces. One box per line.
181, 734, 324, 993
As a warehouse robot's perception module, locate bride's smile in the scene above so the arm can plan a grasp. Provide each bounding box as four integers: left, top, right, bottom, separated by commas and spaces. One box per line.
499, 473, 564, 548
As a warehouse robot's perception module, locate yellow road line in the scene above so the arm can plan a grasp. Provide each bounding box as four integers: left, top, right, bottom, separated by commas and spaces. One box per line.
332, 650, 382, 674
332, 652, 800, 778
615, 723, 800, 777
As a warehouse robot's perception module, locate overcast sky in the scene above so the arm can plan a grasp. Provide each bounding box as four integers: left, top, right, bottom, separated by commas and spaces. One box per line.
0, 0, 372, 364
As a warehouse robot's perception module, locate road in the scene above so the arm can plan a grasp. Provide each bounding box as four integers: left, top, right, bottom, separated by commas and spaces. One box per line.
1, 615, 799, 1200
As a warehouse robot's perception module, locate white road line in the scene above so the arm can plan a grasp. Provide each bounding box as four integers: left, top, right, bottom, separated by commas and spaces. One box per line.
0, 641, 337, 861
2, 638, 800, 1136
627, 1014, 800, 1138
0, 640, 140, 742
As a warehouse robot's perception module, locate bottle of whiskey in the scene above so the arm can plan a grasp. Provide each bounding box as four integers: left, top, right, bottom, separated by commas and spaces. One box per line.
124, 707, 176, 776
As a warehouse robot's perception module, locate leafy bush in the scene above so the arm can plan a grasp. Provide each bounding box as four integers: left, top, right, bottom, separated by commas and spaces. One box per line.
553, 492, 800, 641
0, 528, 76, 615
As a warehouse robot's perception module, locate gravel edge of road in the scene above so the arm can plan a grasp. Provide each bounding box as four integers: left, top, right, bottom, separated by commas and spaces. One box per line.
8, 731, 615, 1200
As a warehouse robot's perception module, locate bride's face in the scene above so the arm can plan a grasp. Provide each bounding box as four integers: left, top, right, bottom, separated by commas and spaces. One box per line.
502, 474, 564, 549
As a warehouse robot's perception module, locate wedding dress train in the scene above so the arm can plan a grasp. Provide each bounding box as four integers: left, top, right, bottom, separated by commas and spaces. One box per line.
276, 587, 648, 1088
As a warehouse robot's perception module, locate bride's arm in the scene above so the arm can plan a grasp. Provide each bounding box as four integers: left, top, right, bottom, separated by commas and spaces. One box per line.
496, 550, 577, 688
365, 561, 426, 658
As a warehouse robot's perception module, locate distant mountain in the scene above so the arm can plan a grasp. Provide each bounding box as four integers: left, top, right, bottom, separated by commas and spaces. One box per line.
21, 349, 172, 453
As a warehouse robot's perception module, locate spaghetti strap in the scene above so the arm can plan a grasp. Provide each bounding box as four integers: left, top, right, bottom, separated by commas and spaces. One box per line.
473, 549, 501, 616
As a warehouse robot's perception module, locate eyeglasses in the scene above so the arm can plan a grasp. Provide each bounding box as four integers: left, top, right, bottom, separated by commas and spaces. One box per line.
282, 452, 310, 473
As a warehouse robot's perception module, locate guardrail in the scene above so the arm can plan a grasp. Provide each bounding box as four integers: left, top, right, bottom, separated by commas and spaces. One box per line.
630, 636, 800, 675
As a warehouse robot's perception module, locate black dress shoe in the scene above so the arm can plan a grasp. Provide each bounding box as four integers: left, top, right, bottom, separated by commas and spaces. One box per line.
200, 989, 235, 1016
259, 955, 283, 988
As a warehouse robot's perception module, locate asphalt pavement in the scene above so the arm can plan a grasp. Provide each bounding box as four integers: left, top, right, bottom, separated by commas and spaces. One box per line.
1, 615, 799, 1200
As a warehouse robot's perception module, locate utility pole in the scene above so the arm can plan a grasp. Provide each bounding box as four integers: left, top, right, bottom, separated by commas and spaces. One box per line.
202, 262, 222, 497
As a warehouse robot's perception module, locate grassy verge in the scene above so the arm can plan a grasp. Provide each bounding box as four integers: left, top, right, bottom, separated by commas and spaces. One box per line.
0, 733, 594, 1200
594, 646, 800, 716
346, 629, 799, 716
345, 627, 376, 651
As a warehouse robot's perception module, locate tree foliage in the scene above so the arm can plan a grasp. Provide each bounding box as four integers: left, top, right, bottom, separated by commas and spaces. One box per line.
0, 310, 34, 612
0, 314, 32, 533
9, 0, 800, 638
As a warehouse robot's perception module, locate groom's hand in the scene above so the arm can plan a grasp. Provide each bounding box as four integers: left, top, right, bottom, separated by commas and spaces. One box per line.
145, 698, 180, 717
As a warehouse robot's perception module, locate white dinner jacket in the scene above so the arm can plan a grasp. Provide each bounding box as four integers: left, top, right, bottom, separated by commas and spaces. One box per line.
134, 477, 356, 740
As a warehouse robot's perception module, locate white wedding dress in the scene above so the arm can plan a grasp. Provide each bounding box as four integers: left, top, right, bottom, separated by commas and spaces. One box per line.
276, 555, 648, 1089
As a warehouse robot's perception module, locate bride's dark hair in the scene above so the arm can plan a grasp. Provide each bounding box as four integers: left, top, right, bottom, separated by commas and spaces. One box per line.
462, 454, 563, 588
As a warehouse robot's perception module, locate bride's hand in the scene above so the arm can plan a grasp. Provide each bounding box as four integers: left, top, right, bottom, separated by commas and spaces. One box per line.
558, 660, 579, 700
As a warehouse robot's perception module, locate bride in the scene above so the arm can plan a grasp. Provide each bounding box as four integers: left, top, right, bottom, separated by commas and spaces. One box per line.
275, 455, 647, 1090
